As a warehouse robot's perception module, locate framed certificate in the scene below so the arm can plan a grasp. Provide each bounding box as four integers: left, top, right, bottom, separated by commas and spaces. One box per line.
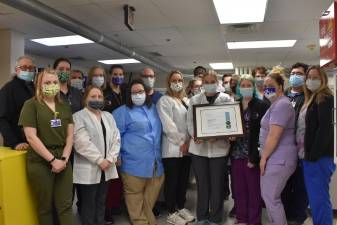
193, 102, 244, 139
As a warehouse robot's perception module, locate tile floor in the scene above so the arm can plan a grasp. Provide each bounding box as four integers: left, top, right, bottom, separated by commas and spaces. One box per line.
73, 185, 337, 225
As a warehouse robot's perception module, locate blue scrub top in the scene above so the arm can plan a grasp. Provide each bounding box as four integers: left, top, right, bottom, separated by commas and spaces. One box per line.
112, 104, 163, 178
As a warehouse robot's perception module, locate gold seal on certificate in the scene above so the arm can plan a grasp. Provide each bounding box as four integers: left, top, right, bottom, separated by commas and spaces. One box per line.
193, 102, 244, 139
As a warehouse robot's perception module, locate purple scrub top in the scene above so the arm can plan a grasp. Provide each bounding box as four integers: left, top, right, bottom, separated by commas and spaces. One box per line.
259, 96, 298, 163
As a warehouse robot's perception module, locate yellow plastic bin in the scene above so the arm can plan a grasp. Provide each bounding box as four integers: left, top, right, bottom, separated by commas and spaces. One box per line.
0, 147, 38, 225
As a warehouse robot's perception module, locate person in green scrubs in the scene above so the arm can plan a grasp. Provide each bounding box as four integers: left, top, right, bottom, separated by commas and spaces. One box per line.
18, 68, 75, 225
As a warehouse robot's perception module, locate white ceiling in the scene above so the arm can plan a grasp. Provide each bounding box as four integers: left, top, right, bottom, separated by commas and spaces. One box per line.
0, 0, 333, 74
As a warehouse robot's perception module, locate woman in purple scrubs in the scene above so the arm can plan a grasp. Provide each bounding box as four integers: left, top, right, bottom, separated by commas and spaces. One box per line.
259, 73, 298, 225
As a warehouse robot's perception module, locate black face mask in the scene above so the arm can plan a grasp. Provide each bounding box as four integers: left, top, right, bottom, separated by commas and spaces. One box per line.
88, 100, 104, 110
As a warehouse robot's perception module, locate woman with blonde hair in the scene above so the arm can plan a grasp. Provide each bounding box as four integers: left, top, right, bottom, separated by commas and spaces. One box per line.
19, 68, 75, 225
73, 85, 120, 225
157, 70, 195, 224
301, 65, 335, 225
88, 65, 107, 90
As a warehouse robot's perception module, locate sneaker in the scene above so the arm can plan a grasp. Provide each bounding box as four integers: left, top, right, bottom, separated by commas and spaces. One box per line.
178, 208, 195, 222
167, 212, 188, 225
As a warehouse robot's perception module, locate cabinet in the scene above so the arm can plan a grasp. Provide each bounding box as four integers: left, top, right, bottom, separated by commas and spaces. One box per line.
0, 148, 38, 225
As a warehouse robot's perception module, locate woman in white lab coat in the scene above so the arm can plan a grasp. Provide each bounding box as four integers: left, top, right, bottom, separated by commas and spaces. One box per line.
73, 85, 120, 225
156, 70, 195, 225
187, 70, 233, 225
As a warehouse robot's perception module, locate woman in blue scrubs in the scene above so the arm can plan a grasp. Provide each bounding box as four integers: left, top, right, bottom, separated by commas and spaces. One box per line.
112, 79, 164, 225
302, 66, 336, 225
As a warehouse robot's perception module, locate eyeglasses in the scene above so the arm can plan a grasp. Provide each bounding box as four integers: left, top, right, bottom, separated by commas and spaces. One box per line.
16, 65, 36, 72
142, 75, 155, 79
131, 90, 145, 95
290, 72, 304, 76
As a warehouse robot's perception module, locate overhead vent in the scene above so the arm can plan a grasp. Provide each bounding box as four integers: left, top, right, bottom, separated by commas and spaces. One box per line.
226, 23, 259, 33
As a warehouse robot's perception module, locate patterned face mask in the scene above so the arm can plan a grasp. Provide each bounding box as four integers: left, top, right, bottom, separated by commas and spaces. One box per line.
42, 84, 60, 97
58, 71, 70, 83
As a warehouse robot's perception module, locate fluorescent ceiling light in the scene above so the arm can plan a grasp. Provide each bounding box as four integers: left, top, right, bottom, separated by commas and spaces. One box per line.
31, 35, 94, 46
98, 59, 141, 65
212, 0, 268, 24
209, 62, 234, 70
320, 59, 330, 66
227, 40, 297, 49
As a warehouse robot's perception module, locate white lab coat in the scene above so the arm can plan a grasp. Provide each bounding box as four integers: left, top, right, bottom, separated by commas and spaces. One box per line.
187, 92, 233, 158
73, 108, 120, 184
156, 95, 190, 158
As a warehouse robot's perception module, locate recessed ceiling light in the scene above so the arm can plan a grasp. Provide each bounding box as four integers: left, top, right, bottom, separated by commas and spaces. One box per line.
209, 62, 234, 70
212, 0, 268, 24
98, 59, 141, 65
31, 35, 94, 46
227, 40, 297, 49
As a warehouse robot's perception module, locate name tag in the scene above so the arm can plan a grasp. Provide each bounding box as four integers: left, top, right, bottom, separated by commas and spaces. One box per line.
50, 119, 62, 128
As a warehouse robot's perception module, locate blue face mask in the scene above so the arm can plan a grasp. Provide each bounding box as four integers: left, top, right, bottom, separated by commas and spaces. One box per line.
264, 87, 277, 100
289, 75, 304, 87
111, 76, 124, 85
240, 87, 254, 98
18, 71, 34, 82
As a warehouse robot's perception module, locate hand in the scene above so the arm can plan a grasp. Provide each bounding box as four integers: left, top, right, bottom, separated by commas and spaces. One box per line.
259, 157, 267, 176
51, 159, 66, 173
115, 158, 122, 167
180, 143, 189, 155
194, 139, 204, 144
15, 143, 29, 151
247, 162, 255, 168
193, 135, 204, 144
100, 159, 112, 171
228, 137, 236, 142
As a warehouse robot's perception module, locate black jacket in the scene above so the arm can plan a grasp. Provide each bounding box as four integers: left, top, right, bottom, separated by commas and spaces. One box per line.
285, 89, 305, 129
304, 94, 334, 161
231, 98, 269, 164
103, 85, 128, 112
60, 86, 83, 114
0, 77, 34, 148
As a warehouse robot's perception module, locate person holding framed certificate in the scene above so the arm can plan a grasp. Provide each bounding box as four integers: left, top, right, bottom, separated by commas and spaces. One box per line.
259, 73, 298, 225
230, 74, 269, 225
187, 70, 233, 225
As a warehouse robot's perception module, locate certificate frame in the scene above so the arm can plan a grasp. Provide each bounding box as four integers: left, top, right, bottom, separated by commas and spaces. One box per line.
193, 102, 244, 140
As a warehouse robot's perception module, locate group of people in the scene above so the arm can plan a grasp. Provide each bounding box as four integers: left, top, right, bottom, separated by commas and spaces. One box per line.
0, 56, 335, 225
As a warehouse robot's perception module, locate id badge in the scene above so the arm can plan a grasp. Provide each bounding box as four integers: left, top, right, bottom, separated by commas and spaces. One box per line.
50, 119, 62, 128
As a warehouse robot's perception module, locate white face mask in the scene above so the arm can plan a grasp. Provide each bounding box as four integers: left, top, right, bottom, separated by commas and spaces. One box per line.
203, 83, 218, 93
142, 77, 155, 89
306, 79, 321, 92
92, 76, 105, 87
223, 83, 231, 92
131, 93, 146, 106
170, 82, 183, 92
70, 78, 83, 90
255, 77, 264, 86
